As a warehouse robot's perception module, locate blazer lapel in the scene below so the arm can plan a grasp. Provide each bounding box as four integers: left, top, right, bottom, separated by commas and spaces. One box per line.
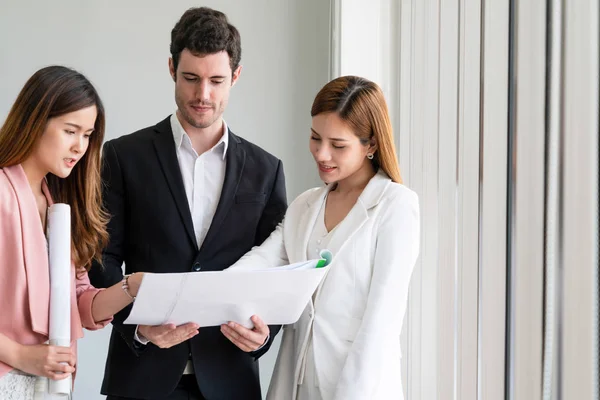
314, 172, 391, 300
313, 201, 369, 301
324, 203, 369, 257
292, 186, 330, 263
152, 118, 197, 250
4, 165, 50, 336
200, 131, 246, 252
324, 171, 391, 257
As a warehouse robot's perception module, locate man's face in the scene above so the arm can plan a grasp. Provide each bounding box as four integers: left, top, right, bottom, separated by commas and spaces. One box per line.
170, 49, 241, 131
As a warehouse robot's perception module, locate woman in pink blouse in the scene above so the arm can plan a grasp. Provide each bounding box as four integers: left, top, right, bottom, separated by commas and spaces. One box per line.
0, 66, 144, 397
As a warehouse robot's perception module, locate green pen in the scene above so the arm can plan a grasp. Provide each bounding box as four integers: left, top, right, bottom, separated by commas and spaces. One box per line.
316, 249, 333, 268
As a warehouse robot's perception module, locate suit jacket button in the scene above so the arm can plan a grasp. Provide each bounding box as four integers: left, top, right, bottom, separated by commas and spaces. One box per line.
192, 262, 201, 271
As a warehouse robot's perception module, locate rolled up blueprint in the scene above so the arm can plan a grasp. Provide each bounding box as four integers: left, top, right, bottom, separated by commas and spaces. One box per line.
34, 204, 72, 398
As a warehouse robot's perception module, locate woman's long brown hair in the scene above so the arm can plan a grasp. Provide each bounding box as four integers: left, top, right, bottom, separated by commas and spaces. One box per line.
0, 66, 109, 272
311, 76, 402, 183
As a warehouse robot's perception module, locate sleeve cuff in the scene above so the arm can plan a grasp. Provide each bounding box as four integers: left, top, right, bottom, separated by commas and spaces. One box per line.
134, 325, 150, 345
78, 288, 113, 330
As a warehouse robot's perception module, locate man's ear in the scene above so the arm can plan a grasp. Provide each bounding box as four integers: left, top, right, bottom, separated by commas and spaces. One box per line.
231, 65, 243, 86
168, 58, 176, 82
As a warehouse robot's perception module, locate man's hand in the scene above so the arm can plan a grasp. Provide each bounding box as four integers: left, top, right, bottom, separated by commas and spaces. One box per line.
138, 323, 199, 349
220, 315, 269, 352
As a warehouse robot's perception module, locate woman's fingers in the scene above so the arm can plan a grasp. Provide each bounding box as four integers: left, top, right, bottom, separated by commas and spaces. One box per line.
48, 370, 72, 381
54, 352, 75, 365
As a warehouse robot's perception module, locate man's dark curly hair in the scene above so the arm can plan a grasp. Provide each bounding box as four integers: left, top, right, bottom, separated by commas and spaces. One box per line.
170, 7, 241, 75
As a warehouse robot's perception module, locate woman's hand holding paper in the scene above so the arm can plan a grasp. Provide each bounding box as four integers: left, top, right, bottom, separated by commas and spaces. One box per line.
220, 315, 269, 352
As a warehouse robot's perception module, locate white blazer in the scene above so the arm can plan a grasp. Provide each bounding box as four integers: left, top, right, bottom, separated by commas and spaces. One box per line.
229, 171, 420, 400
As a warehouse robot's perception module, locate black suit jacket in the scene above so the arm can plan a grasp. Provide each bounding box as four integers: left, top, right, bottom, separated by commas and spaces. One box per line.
88, 116, 287, 399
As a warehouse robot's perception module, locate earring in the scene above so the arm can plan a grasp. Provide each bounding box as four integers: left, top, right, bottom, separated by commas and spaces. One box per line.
367, 153, 374, 160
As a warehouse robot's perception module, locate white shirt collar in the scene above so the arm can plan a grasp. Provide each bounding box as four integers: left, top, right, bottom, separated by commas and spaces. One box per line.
170, 113, 229, 160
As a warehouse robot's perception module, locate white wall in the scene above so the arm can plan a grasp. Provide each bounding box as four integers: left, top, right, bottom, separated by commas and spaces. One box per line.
0, 1, 330, 398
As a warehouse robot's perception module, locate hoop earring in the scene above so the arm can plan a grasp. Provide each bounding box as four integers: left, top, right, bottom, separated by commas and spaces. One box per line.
367, 153, 374, 160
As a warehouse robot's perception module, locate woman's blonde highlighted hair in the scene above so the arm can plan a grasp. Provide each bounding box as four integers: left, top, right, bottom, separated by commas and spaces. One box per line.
311, 76, 402, 183
0, 66, 109, 271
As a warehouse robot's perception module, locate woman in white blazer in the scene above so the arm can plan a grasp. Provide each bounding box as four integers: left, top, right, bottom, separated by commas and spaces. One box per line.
221, 76, 420, 400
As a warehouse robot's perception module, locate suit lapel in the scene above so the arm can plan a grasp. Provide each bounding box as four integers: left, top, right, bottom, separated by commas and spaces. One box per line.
324, 202, 369, 257
312, 199, 369, 301
3, 165, 50, 336
293, 187, 329, 263
324, 171, 391, 257
152, 118, 197, 249
200, 131, 246, 252
313, 172, 391, 300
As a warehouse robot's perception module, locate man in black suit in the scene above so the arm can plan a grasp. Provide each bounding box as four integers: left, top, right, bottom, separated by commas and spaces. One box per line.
89, 7, 286, 400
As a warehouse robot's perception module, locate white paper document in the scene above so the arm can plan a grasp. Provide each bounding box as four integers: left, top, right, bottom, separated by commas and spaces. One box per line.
124, 250, 332, 328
